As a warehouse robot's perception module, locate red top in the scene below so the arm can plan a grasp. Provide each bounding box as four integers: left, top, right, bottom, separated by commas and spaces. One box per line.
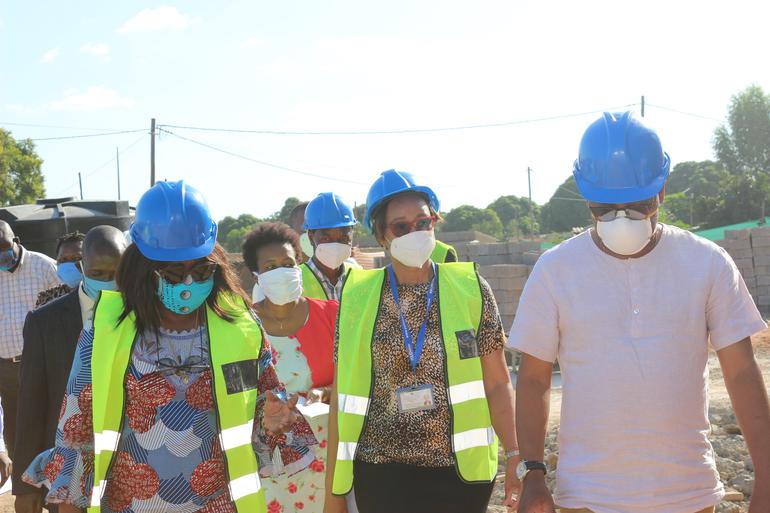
293, 298, 338, 388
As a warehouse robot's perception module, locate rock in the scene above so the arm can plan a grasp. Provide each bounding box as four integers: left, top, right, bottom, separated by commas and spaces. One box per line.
546, 452, 558, 470
716, 456, 745, 483
712, 437, 749, 461
744, 457, 754, 472
723, 487, 745, 502
732, 472, 755, 496
724, 424, 742, 435
716, 503, 740, 513
487, 506, 507, 513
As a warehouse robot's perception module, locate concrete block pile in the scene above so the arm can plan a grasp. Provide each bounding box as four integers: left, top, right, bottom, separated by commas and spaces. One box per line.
477, 264, 531, 333
453, 240, 542, 266
722, 226, 770, 314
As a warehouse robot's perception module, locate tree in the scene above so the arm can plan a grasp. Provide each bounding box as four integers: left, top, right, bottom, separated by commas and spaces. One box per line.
487, 195, 540, 237
217, 213, 261, 252
664, 161, 727, 228
0, 129, 46, 206
442, 205, 504, 239
272, 197, 302, 224
712, 85, 770, 222
540, 176, 592, 233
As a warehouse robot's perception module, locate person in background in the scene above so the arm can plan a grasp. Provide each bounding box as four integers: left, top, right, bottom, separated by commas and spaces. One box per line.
35, 232, 85, 308
289, 202, 311, 263
243, 222, 338, 513
0, 220, 59, 459
22, 181, 309, 513
511, 112, 770, 513
0, 399, 11, 488
13, 226, 127, 513
431, 239, 458, 263
325, 170, 519, 513
300, 193, 359, 300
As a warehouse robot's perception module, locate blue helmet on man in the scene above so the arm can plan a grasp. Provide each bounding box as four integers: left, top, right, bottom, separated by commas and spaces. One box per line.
303, 192, 357, 230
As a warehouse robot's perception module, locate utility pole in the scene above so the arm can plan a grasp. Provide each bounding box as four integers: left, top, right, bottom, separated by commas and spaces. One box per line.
78, 172, 83, 200
150, 118, 156, 186
116, 146, 121, 200
527, 166, 535, 236
641, 95, 645, 117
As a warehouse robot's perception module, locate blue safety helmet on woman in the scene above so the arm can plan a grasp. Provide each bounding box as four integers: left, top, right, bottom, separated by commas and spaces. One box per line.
573, 111, 670, 204
363, 169, 440, 233
303, 192, 357, 230
130, 180, 217, 261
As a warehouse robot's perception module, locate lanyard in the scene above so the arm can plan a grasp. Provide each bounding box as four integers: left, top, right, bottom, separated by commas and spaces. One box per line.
387, 263, 436, 373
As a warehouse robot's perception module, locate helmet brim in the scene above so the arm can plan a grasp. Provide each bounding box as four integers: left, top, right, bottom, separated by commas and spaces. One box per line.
132, 232, 217, 262
572, 154, 670, 205
365, 185, 439, 233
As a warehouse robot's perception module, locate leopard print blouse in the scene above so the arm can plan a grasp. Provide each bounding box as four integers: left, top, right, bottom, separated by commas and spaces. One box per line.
335, 272, 505, 467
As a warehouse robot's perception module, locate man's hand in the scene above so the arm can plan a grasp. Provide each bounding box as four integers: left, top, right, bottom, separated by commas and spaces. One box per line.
503, 456, 522, 511
323, 494, 348, 513
0, 452, 11, 487
517, 474, 555, 513
263, 390, 300, 434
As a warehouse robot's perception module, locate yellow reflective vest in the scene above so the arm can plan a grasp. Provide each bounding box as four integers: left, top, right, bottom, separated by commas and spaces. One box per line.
332, 262, 497, 494
300, 261, 352, 299
89, 291, 266, 513
431, 240, 459, 263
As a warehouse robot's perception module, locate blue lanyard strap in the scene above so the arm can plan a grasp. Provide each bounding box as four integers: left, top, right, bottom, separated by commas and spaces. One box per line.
387, 264, 436, 372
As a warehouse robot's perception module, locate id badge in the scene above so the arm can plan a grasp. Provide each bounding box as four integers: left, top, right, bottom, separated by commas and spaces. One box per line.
396, 384, 436, 413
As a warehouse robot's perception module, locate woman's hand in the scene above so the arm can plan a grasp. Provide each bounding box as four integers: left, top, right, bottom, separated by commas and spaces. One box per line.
0, 452, 11, 487
503, 455, 521, 511
263, 390, 300, 434
306, 386, 331, 405
323, 494, 348, 513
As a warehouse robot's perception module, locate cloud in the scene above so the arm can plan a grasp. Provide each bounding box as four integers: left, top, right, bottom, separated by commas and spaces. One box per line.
118, 6, 196, 33
80, 42, 110, 59
50, 86, 136, 112
41, 48, 60, 63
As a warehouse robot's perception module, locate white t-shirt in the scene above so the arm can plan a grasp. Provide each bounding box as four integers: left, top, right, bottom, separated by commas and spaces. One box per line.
508, 225, 766, 513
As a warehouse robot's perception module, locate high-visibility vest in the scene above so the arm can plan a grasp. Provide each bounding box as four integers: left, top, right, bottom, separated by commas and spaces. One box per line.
300, 261, 352, 299
89, 291, 266, 513
431, 240, 459, 263
332, 262, 497, 494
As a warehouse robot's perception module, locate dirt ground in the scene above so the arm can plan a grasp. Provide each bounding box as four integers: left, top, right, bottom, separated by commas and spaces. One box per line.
2, 333, 769, 513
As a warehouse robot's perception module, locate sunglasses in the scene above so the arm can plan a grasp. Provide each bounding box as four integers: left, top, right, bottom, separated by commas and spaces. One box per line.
388, 215, 437, 238
589, 200, 659, 222
156, 262, 217, 285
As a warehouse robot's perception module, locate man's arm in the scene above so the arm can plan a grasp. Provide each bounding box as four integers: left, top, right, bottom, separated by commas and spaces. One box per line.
718, 338, 770, 513
12, 313, 48, 495
515, 353, 556, 513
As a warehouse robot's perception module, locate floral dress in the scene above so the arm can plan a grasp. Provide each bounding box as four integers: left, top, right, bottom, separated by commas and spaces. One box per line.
260, 298, 338, 513
24, 322, 316, 513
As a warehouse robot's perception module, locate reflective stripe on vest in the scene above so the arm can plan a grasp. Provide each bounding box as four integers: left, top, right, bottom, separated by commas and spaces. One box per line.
431, 240, 458, 263
89, 291, 267, 513
333, 263, 497, 495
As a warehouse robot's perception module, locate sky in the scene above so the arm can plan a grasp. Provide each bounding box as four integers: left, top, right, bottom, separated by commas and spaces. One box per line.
2, 0, 770, 221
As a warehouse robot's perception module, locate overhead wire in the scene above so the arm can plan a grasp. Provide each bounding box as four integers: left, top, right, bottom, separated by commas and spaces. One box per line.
0, 121, 136, 132
644, 103, 723, 123
29, 128, 147, 142
159, 128, 369, 185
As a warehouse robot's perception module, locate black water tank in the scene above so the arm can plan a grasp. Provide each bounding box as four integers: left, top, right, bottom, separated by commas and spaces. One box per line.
0, 198, 133, 258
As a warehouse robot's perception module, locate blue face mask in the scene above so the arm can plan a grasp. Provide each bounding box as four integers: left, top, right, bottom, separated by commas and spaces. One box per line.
0, 248, 17, 271
82, 275, 117, 300
156, 275, 214, 315
57, 262, 83, 288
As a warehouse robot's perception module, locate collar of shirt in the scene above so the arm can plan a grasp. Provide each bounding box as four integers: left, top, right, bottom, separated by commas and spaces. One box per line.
78, 283, 96, 327
306, 258, 343, 300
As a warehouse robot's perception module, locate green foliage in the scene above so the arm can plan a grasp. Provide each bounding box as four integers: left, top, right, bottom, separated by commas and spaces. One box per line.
442, 205, 504, 239
487, 195, 540, 237
272, 197, 302, 225
217, 213, 261, 252
0, 129, 46, 206
540, 176, 592, 233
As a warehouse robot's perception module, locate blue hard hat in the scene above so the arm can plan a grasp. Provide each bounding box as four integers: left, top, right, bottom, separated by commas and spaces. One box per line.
130, 180, 217, 262
573, 111, 671, 204
303, 192, 357, 230
363, 169, 439, 233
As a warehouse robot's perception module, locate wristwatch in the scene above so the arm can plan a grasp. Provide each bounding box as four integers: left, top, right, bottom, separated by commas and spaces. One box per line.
515, 460, 547, 481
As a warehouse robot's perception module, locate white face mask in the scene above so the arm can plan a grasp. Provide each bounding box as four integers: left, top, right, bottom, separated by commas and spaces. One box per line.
257, 266, 303, 305
596, 212, 654, 256
314, 242, 351, 270
299, 232, 314, 258
389, 230, 436, 268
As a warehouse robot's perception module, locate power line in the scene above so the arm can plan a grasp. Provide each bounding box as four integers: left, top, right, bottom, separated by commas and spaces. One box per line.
29, 128, 147, 142
645, 103, 723, 123
1, 121, 135, 132
158, 104, 638, 136
159, 128, 369, 185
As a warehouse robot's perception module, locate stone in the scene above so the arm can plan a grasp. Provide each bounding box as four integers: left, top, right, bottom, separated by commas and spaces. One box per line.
731, 472, 754, 496
716, 503, 740, 513
744, 457, 754, 472
716, 456, 744, 483
546, 452, 558, 470
723, 487, 745, 502
724, 424, 742, 435
712, 437, 749, 460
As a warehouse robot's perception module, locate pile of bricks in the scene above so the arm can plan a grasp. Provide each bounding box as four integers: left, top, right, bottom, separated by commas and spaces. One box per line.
477, 264, 531, 333
719, 226, 770, 314
453, 240, 542, 266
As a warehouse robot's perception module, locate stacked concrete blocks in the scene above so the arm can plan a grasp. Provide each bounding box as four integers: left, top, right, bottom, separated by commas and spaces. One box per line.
477, 264, 531, 333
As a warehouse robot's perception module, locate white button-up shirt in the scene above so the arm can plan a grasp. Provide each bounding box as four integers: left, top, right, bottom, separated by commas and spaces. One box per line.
0, 247, 59, 358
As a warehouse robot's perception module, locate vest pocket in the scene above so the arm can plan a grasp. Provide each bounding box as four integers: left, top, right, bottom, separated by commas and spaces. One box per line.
455, 329, 479, 359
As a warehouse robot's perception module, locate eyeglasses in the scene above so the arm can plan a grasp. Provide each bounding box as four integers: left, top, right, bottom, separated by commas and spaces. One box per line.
589, 200, 659, 222
388, 215, 437, 238
156, 262, 217, 285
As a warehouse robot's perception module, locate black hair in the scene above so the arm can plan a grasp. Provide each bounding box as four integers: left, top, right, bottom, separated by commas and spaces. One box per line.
56, 231, 85, 253
241, 222, 302, 272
